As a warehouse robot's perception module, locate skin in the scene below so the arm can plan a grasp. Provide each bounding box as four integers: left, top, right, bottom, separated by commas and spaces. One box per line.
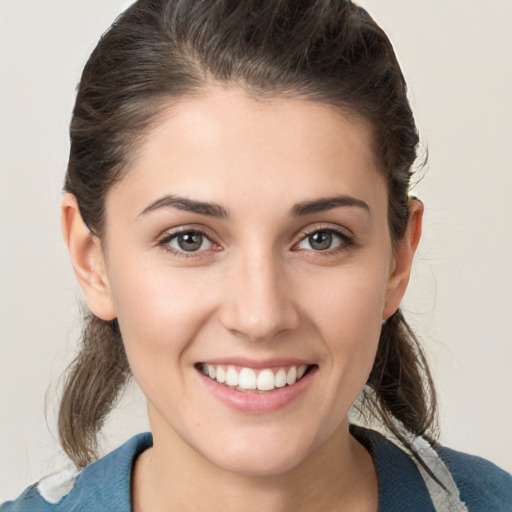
62, 87, 423, 512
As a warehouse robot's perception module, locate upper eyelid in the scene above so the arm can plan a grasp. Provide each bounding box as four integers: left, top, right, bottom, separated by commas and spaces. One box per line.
300, 225, 350, 237
157, 228, 218, 257
293, 223, 353, 243
158, 225, 215, 242
293, 226, 351, 249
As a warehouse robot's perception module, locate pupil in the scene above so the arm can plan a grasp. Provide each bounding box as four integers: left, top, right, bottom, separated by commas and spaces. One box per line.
310, 231, 332, 251
178, 232, 202, 251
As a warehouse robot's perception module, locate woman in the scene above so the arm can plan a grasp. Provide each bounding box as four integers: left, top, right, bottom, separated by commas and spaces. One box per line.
2, 0, 511, 510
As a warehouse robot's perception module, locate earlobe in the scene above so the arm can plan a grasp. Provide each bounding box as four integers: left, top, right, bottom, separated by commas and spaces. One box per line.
61, 193, 117, 321
382, 199, 423, 320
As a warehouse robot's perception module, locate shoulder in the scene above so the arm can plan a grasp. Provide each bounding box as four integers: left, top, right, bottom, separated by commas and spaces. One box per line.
436, 444, 512, 512
351, 425, 439, 511
1, 468, 78, 512
1, 433, 153, 512
1, 485, 54, 512
350, 425, 512, 512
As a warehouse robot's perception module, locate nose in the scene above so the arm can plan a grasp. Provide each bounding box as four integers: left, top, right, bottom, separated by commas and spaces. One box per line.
219, 251, 300, 342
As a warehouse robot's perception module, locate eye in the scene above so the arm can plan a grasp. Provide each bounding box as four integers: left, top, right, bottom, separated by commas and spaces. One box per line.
295, 228, 350, 252
161, 229, 214, 253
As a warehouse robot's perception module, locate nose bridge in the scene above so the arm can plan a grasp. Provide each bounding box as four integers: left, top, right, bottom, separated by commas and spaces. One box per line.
220, 247, 299, 341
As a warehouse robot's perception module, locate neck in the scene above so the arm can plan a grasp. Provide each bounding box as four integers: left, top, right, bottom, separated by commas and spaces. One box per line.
132, 419, 378, 512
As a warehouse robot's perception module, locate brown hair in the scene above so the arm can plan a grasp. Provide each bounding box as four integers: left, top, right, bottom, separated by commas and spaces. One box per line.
60, 0, 437, 469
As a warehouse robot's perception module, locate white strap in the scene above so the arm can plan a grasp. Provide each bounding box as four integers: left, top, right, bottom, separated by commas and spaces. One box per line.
358, 421, 469, 512
37, 466, 79, 504
406, 434, 468, 512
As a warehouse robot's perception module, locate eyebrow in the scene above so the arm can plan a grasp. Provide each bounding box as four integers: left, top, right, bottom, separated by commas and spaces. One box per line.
291, 195, 370, 216
138, 195, 230, 219
138, 193, 369, 219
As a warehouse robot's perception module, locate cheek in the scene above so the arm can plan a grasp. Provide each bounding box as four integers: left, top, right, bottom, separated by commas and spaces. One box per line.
301, 259, 390, 394
305, 261, 389, 342
105, 256, 219, 375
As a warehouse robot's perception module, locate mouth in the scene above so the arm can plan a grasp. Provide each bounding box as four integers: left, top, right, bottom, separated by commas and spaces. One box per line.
195, 363, 317, 393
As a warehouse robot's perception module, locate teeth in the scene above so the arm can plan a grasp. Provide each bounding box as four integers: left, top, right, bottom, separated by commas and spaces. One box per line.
216, 366, 226, 383
275, 368, 287, 388
297, 365, 307, 380
286, 366, 297, 385
239, 368, 257, 390
201, 364, 310, 391
257, 369, 275, 391
226, 367, 239, 387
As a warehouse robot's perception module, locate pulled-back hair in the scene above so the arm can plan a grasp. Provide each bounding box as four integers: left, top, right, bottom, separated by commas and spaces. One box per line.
60, 0, 437, 469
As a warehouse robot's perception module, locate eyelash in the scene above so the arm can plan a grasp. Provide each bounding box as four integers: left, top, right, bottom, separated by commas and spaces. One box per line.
293, 226, 355, 255
157, 225, 355, 259
157, 227, 218, 259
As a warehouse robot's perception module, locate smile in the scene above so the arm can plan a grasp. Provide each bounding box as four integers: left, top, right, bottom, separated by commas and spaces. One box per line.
197, 363, 312, 392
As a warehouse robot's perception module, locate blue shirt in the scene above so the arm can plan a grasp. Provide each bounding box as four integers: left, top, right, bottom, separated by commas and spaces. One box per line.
2, 427, 511, 511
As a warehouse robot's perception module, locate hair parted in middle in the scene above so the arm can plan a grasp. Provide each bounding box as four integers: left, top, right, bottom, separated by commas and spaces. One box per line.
59, 0, 437, 469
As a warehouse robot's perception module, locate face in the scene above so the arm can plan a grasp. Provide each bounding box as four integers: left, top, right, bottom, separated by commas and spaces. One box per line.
83, 88, 413, 475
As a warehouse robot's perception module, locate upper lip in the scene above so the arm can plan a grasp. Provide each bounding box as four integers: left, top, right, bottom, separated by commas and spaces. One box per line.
197, 357, 316, 369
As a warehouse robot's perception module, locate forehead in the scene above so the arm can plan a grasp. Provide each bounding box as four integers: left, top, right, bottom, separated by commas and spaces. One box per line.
108, 87, 385, 219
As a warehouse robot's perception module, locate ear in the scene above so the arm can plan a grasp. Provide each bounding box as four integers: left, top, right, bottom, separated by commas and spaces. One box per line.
61, 193, 117, 321
382, 199, 423, 320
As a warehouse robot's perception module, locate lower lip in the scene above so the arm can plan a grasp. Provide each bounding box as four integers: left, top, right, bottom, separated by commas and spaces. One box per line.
197, 367, 317, 414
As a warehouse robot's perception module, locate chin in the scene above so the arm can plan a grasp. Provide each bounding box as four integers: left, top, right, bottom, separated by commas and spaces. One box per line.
200, 431, 316, 477
213, 451, 308, 477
